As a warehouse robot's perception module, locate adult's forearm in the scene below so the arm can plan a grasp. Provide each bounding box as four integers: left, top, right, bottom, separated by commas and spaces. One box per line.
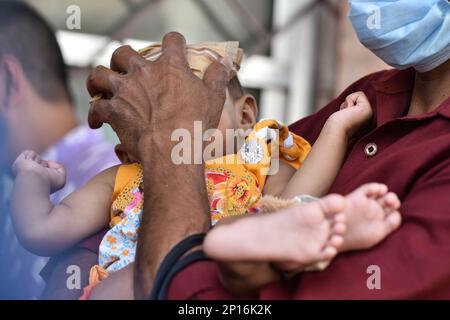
85, 33, 231, 299
134, 133, 211, 299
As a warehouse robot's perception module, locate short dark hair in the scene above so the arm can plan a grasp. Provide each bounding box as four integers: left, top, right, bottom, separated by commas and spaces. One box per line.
228, 76, 244, 101
0, 0, 71, 103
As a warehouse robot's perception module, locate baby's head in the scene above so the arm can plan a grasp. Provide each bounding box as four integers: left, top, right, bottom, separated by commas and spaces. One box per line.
115, 42, 256, 164
218, 76, 257, 139
115, 76, 258, 164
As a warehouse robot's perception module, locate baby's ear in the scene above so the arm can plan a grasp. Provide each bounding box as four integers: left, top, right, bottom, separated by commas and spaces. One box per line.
236, 94, 258, 130
114, 144, 133, 164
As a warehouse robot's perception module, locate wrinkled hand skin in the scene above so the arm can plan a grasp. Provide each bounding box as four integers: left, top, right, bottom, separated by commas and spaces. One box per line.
87, 32, 233, 160
86, 32, 233, 299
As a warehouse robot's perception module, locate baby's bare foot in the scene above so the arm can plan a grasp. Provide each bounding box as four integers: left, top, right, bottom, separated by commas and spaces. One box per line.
340, 183, 402, 252
204, 194, 347, 268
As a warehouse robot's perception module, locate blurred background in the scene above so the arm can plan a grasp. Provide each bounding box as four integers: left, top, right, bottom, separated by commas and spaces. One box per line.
26, 0, 389, 141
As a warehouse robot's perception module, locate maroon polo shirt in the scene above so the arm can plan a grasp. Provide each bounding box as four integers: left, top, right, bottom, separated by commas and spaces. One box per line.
167, 68, 450, 299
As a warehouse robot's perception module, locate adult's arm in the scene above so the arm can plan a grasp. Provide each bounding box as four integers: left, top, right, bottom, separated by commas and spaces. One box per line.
164, 69, 400, 300
267, 69, 450, 299
86, 32, 233, 299
211, 172, 450, 300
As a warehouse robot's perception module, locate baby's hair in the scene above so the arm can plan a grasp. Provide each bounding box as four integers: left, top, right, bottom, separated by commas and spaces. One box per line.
228, 76, 244, 101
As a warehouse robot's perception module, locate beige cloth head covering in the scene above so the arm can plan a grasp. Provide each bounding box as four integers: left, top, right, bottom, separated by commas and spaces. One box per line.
91, 42, 243, 102
138, 41, 244, 79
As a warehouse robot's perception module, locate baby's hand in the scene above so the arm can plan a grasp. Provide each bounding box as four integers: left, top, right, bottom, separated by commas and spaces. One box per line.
12, 150, 66, 193
327, 91, 373, 139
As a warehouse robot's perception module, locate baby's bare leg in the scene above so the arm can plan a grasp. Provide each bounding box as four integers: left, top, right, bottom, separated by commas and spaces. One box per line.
204, 183, 401, 296
204, 194, 347, 296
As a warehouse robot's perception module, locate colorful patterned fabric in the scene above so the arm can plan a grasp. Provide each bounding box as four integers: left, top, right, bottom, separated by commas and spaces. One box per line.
91, 120, 311, 281
207, 119, 311, 225
98, 163, 143, 273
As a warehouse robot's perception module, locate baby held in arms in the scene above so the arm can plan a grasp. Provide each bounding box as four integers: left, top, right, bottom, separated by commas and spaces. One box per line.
10, 42, 401, 299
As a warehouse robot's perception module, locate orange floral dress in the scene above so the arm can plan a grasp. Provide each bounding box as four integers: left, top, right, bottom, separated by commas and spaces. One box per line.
206, 119, 311, 224
87, 119, 311, 286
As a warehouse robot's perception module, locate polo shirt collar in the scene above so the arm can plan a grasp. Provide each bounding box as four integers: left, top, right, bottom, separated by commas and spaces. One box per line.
372, 68, 415, 95
371, 68, 450, 124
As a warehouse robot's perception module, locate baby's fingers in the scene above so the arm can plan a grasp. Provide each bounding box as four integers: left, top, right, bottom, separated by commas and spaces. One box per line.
340, 94, 359, 110
340, 101, 348, 110
355, 93, 370, 106
345, 93, 360, 107
12, 150, 40, 175
344, 91, 369, 108
47, 161, 66, 173
20, 150, 39, 160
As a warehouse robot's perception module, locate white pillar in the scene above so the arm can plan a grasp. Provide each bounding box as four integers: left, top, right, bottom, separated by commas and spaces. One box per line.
260, 0, 317, 124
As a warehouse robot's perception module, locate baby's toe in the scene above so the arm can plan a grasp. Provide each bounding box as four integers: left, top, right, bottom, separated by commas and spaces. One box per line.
333, 212, 346, 224
320, 246, 338, 261
328, 234, 344, 248
332, 221, 347, 235
385, 211, 402, 232
360, 183, 388, 198
386, 192, 401, 210
378, 192, 401, 214
318, 194, 346, 219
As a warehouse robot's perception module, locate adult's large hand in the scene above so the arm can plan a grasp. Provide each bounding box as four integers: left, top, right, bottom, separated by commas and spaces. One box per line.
87, 32, 233, 159
87, 32, 234, 299
87, 32, 232, 156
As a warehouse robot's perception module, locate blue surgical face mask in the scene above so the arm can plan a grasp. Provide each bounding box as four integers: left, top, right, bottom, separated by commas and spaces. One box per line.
348, 0, 450, 72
